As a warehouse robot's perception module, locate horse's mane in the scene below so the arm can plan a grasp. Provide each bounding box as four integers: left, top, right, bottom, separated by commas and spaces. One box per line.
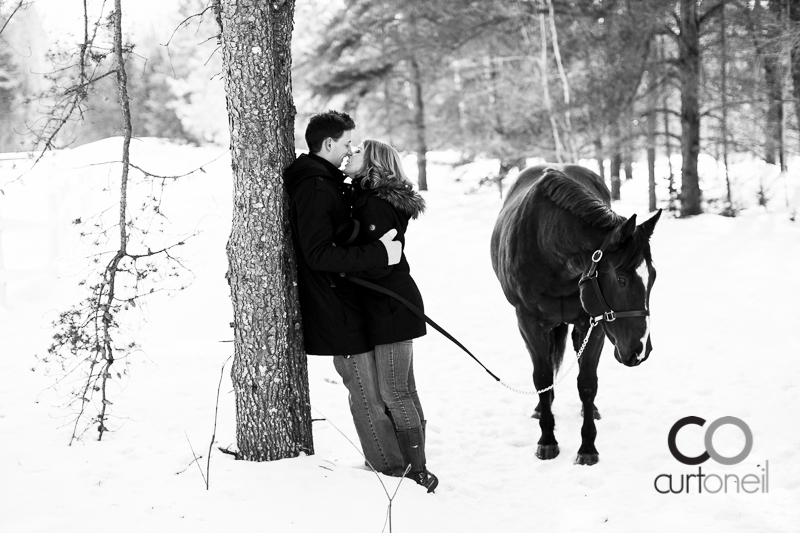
536, 168, 624, 230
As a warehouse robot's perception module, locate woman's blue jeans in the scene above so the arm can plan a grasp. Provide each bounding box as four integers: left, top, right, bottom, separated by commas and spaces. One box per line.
333, 351, 404, 475
375, 340, 424, 432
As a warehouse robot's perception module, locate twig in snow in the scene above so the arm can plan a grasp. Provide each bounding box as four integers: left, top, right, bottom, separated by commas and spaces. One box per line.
175, 455, 204, 475
217, 446, 238, 457
311, 406, 410, 533
205, 355, 232, 489
184, 431, 207, 487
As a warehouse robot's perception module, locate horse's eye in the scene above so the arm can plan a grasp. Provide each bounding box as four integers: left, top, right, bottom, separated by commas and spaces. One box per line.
616, 276, 627, 287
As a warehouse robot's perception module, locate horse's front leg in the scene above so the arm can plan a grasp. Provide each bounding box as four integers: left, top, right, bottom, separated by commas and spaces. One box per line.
516, 308, 559, 460
573, 318, 605, 465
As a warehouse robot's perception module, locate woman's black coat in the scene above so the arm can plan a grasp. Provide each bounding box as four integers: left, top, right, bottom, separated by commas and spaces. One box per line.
350, 178, 427, 346
284, 153, 389, 356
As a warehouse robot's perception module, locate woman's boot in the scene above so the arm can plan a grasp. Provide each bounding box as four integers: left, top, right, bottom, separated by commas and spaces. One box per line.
396, 426, 438, 493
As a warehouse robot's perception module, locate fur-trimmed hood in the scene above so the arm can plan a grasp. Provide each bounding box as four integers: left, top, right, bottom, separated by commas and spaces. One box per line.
356, 179, 426, 220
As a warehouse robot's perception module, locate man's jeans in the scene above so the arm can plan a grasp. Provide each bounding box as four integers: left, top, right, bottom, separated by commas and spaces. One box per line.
375, 340, 424, 432
333, 351, 405, 475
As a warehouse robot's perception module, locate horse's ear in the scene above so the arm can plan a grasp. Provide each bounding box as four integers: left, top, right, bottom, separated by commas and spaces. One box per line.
613, 214, 637, 244
638, 209, 662, 240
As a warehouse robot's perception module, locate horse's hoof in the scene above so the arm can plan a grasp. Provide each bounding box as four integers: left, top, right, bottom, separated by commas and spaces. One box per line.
536, 444, 560, 460
580, 406, 601, 420
574, 453, 599, 466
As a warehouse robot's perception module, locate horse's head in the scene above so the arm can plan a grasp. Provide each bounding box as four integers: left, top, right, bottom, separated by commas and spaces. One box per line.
579, 210, 662, 367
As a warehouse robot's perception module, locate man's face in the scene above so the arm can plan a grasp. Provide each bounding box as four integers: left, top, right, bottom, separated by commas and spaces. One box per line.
328, 130, 353, 167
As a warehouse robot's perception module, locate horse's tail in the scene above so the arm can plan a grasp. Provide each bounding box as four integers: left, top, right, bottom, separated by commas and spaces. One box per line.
550, 323, 569, 374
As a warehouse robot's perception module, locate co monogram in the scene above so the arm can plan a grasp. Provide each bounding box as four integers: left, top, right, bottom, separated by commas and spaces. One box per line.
667, 416, 753, 466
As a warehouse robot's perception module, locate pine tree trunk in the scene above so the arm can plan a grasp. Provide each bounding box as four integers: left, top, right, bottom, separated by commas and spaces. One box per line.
483, 53, 506, 140
623, 106, 634, 180
752, 0, 785, 167
721, 3, 732, 207
763, 55, 784, 166
647, 54, 657, 213
539, 13, 564, 163
792, 0, 800, 149
410, 57, 428, 191
383, 78, 394, 146
452, 62, 467, 132
547, 0, 578, 162
610, 152, 622, 201
678, 0, 703, 217
594, 138, 606, 183
659, 36, 677, 210
217, 0, 313, 462
624, 153, 634, 181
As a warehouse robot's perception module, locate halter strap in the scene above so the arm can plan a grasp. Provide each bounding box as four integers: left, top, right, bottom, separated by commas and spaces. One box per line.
579, 230, 649, 325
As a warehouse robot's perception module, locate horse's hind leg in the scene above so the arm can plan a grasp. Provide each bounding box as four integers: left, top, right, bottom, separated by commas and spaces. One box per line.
516, 308, 559, 460
572, 318, 605, 465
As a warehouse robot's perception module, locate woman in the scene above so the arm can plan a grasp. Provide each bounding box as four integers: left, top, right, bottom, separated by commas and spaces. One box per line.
343, 139, 438, 493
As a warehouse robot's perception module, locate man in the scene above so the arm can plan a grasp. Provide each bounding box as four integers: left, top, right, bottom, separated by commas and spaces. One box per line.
284, 110, 405, 476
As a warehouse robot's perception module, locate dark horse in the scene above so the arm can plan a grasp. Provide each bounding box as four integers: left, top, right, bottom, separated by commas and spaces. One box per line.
490, 164, 661, 465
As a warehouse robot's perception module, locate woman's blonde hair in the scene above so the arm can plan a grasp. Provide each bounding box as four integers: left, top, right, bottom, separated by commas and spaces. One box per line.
355, 139, 413, 192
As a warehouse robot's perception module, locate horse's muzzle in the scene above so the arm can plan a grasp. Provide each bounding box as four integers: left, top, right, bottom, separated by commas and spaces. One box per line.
614, 346, 649, 367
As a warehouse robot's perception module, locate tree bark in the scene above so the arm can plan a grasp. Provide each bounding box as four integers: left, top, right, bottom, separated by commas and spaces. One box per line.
623, 152, 634, 181
410, 57, 428, 191
539, 13, 564, 163
452, 61, 467, 133
383, 78, 394, 146
752, 0, 785, 167
217, 0, 313, 462
594, 138, 606, 184
623, 104, 634, 180
647, 52, 657, 212
792, 0, 800, 150
547, 0, 577, 162
659, 36, 677, 210
763, 56, 784, 166
610, 152, 622, 201
720, 3, 732, 207
678, 0, 702, 216
96, 0, 133, 442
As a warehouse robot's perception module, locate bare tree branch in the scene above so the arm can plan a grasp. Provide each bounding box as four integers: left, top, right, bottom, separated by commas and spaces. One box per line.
0, 0, 28, 36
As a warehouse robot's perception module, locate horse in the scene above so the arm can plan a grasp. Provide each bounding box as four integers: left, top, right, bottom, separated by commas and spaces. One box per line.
490, 164, 661, 465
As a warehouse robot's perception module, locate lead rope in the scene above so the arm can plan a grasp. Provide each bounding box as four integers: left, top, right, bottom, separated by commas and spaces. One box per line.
499, 320, 596, 395
347, 275, 597, 396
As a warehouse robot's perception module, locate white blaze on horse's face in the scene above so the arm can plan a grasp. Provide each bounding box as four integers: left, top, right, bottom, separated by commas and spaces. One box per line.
636, 260, 651, 362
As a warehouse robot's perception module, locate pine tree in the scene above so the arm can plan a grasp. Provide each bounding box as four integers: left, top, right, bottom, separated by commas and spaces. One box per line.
216, 0, 313, 461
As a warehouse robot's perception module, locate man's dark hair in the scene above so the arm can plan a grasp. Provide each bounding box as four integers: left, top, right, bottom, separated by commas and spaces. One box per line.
305, 110, 355, 153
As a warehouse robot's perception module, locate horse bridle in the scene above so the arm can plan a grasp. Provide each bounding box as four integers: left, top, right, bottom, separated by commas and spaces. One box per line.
578, 232, 650, 326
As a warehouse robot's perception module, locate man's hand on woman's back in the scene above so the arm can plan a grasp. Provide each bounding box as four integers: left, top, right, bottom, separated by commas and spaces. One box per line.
379, 229, 402, 266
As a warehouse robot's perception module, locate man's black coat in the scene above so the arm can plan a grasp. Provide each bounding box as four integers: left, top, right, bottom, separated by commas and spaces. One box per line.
284, 153, 388, 355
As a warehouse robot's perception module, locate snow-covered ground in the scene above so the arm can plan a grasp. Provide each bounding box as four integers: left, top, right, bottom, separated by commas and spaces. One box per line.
1, 139, 798, 532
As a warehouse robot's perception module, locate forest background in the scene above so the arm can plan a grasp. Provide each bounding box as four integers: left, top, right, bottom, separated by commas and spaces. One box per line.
1, 0, 798, 217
